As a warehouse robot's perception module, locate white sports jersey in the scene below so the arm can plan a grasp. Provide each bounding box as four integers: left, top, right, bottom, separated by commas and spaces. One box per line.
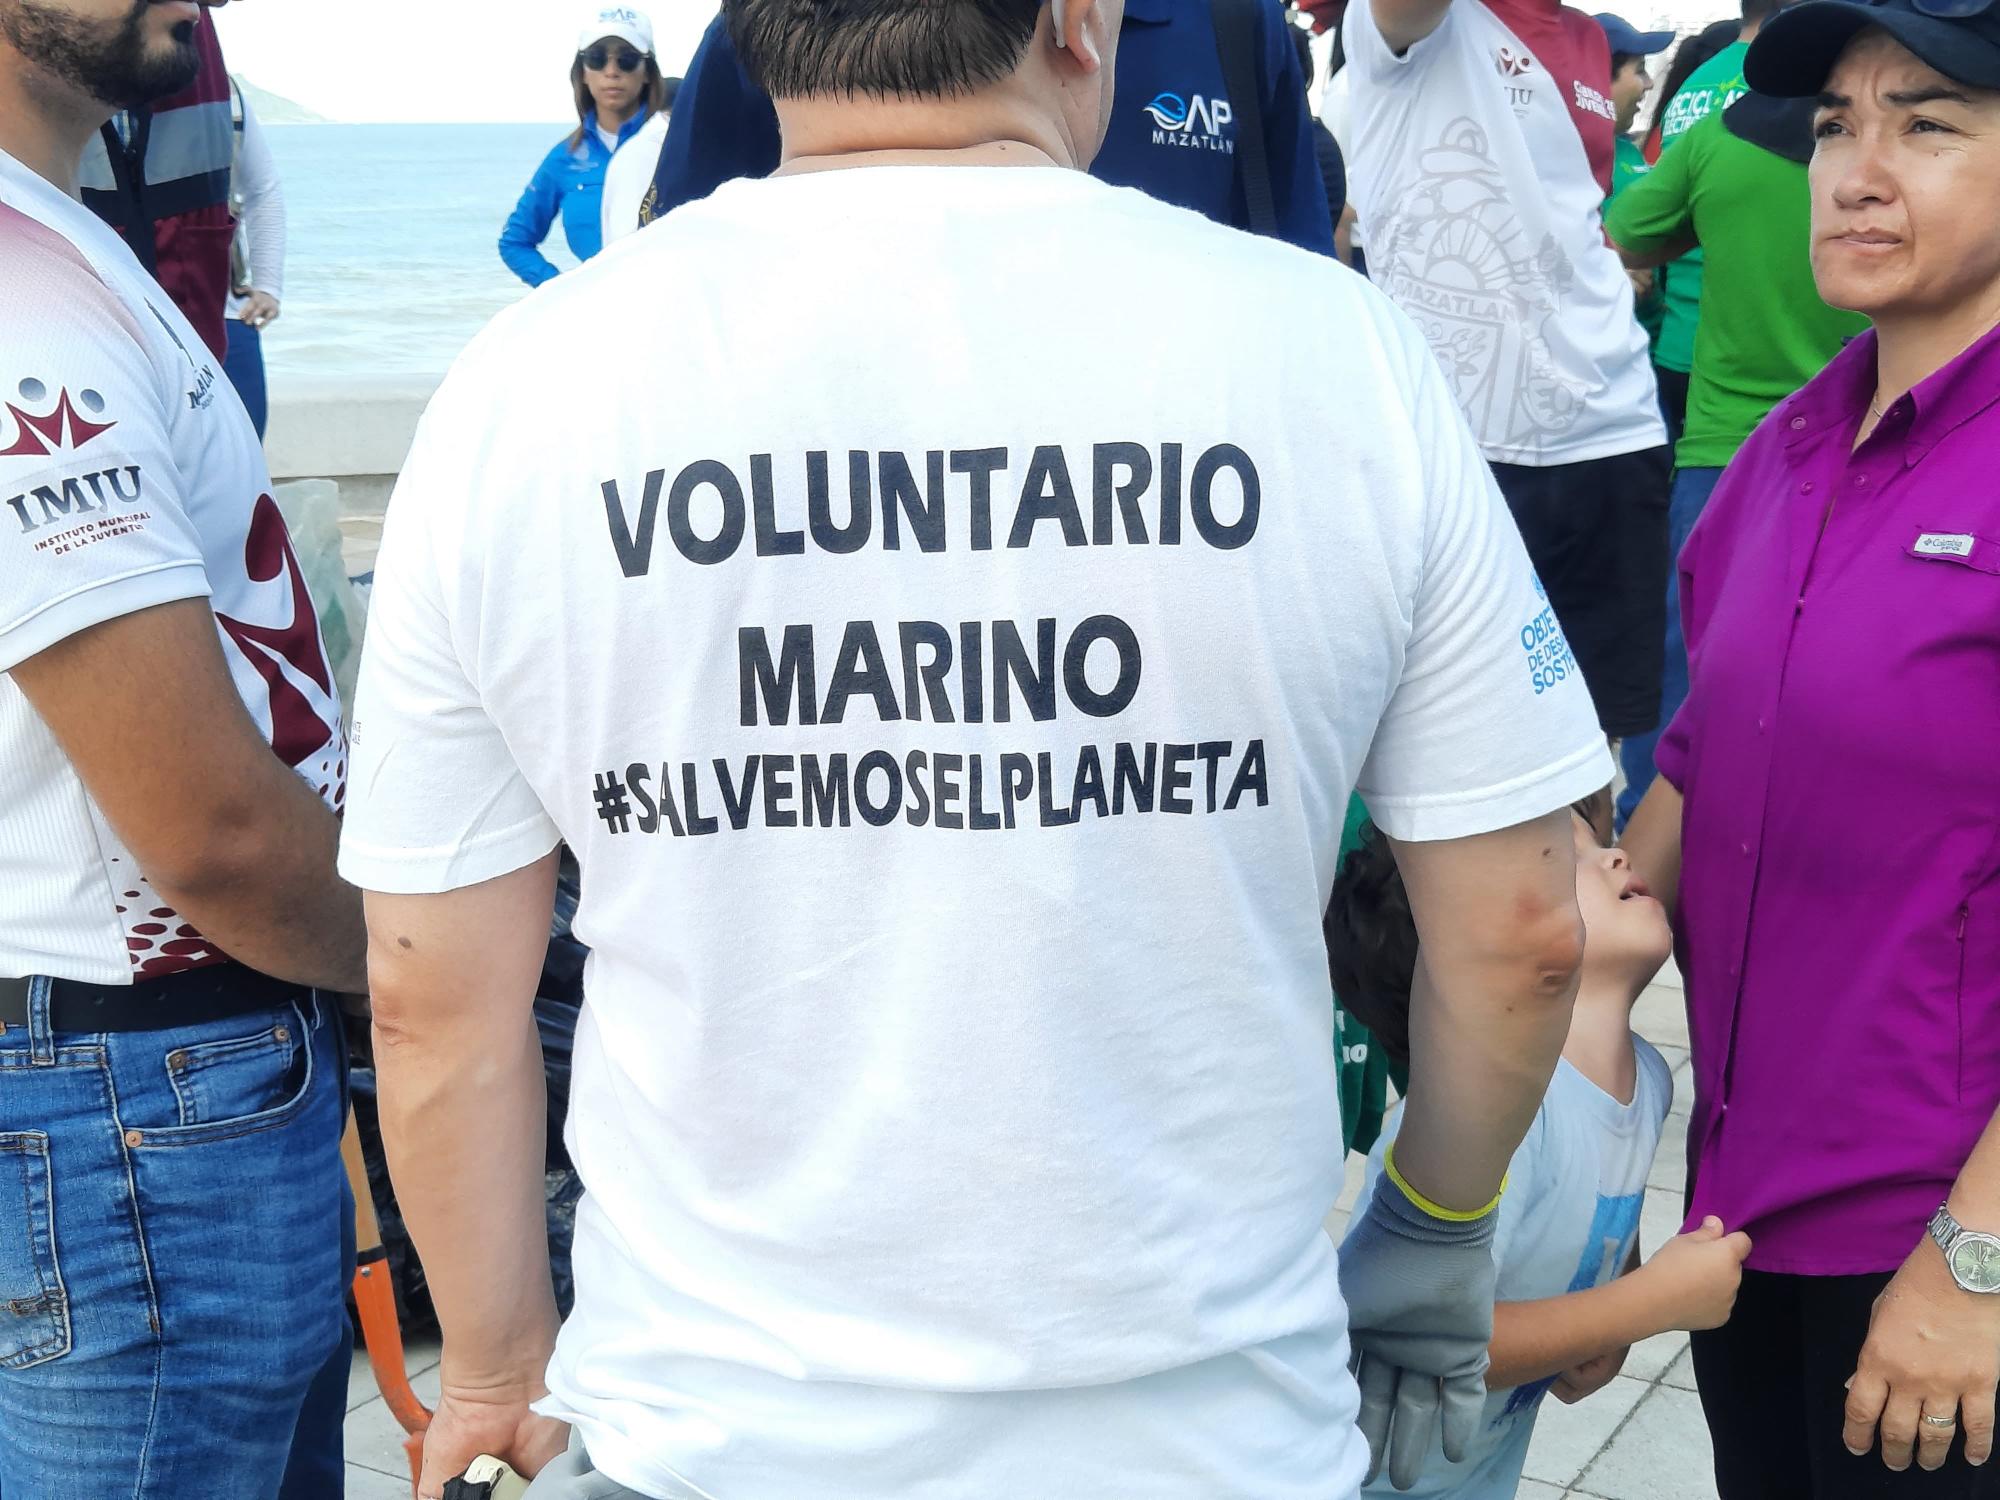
0, 148, 343, 985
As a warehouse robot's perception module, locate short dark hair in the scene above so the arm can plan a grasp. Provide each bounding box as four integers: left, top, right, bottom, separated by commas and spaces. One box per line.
1324, 804, 1601, 1069
726, 0, 1044, 100
1742, 0, 1778, 22
1610, 49, 1641, 77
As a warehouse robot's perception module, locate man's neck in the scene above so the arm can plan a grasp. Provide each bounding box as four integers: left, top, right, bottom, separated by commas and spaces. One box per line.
0, 57, 108, 195
775, 94, 1078, 174
1560, 975, 1643, 1105
1737, 16, 1761, 41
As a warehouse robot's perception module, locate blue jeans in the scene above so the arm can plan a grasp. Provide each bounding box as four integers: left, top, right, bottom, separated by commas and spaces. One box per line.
1616, 464, 1725, 829
223, 318, 268, 441
0, 984, 352, 1498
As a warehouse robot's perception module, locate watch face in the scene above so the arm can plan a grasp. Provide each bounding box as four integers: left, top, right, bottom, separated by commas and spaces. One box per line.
1951, 1236, 2000, 1293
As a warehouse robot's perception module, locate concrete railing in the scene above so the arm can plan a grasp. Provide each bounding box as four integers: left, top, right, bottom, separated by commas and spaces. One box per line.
264, 372, 440, 515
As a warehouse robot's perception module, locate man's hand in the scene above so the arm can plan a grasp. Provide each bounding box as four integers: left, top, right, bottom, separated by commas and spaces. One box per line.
239, 289, 280, 328
1340, 1169, 1499, 1490
417, 1381, 569, 1500
1844, 1236, 2000, 1472
1551, 1347, 1627, 1405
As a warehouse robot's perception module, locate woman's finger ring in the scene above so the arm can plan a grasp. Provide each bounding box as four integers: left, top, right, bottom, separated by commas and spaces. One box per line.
1923, 1413, 1959, 1429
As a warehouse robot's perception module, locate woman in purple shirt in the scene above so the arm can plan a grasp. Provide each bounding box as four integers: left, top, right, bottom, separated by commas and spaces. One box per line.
1623, 4, 2000, 1495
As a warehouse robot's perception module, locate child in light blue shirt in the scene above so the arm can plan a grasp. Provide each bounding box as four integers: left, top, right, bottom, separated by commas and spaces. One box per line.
1327, 808, 1751, 1499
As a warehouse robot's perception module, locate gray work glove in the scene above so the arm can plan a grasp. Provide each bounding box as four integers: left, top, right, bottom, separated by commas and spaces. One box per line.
1338, 1166, 1500, 1491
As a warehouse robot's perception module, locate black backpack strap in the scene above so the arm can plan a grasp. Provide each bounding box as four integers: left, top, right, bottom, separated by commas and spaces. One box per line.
1210, 0, 1277, 237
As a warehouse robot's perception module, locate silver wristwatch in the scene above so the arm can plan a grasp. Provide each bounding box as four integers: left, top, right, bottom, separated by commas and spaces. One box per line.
1929, 1203, 2000, 1294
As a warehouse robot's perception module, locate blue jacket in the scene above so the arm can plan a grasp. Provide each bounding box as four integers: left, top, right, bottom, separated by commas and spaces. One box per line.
500, 109, 652, 287
643, 1, 1333, 254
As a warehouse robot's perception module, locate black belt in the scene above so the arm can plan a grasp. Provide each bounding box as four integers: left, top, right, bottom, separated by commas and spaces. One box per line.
0, 962, 309, 1034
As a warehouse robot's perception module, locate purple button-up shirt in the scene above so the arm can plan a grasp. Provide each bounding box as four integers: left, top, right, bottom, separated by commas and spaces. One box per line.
1659, 323, 2000, 1276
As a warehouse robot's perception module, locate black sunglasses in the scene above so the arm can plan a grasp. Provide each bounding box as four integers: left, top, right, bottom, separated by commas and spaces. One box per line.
581, 45, 646, 72
1874, 0, 1997, 20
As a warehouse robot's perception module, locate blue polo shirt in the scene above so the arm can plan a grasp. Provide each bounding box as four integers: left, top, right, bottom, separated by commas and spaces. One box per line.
642, 0, 1335, 254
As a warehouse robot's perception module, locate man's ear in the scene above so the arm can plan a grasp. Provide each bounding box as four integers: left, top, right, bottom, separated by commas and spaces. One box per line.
1053, 0, 1108, 69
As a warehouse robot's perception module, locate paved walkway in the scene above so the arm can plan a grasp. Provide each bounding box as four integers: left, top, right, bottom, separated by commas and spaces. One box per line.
341, 969, 1717, 1499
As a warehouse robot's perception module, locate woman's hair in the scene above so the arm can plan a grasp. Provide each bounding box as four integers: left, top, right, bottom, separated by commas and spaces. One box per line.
1324, 803, 1601, 1068
1645, 19, 1740, 140
568, 46, 670, 149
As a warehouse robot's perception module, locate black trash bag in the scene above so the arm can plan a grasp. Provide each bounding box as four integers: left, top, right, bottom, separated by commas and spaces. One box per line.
351, 848, 591, 1331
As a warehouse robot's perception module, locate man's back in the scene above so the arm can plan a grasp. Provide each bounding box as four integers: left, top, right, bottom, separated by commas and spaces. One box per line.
344, 164, 1607, 1500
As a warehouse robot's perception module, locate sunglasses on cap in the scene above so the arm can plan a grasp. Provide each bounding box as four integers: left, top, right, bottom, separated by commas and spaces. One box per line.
1872, 0, 1999, 21
581, 45, 646, 72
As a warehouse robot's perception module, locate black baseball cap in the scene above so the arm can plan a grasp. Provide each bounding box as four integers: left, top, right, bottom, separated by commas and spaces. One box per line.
1745, 0, 2000, 96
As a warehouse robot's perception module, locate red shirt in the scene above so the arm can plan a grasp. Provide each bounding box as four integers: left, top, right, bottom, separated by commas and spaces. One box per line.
1482, 0, 1617, 195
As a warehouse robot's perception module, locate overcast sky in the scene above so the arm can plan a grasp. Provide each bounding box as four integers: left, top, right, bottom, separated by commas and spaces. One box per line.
215, 0, 719, 124
215, 0, 1727, 125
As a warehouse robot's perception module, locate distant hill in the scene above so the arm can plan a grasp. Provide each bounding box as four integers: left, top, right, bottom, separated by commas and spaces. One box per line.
232, 76, 329, 125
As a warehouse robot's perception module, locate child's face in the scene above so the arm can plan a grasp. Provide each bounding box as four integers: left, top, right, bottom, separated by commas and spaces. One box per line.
1570, 813, 1673, 983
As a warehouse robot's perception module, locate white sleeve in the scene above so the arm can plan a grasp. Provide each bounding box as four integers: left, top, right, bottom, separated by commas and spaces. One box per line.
0, 233, 209, 672
1341, 0, 1456, 81
234, 100, 287, 302
1353, 325, 1612, 841
601, 114, 665, 246
337, 367, 560, 894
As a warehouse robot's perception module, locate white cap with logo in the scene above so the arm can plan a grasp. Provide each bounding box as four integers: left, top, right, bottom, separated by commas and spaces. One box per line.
578, 4, 654, 54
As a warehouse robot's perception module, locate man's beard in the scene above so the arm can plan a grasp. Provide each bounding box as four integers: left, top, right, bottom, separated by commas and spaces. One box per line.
0, 0, 202, 110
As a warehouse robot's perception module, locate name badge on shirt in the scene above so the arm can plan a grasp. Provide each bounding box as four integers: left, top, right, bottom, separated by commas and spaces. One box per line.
1914, 532, 1976, 558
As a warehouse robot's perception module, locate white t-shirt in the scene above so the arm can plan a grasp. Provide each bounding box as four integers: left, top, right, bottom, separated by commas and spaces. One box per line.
339, 165, 1612, 1500
602, 109, 668, 246
0, 150, 344, 985
1352, 1042, 1674, 1499
225, 94, 287, 323
1341, 0, 1665, 466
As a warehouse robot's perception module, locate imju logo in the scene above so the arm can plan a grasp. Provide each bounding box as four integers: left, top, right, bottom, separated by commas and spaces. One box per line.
1, 378, 143, 536
0, 378, 115, 458
1144, 91, 1235, 152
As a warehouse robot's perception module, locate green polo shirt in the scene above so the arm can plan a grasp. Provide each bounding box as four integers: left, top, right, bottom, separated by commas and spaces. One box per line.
1605, 109, 1867, 468
1333, 795, 1397, 1154
1650, 40, 1750, 374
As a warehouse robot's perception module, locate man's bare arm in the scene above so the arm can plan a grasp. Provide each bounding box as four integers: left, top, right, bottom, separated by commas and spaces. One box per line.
368, 856, 570, 1487
1373, 0, 1455, 55
1386, 808, 1584, 1211
12, 598, 366, 991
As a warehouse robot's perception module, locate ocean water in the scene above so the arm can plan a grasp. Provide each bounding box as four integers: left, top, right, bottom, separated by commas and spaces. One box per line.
257, 123, 582, 382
